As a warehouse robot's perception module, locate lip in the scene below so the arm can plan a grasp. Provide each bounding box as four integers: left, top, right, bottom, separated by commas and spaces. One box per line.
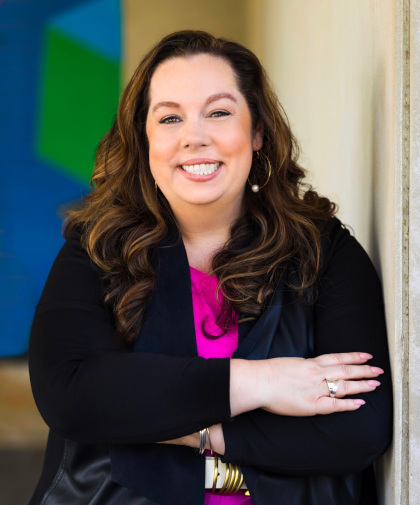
179, 158, 221, 166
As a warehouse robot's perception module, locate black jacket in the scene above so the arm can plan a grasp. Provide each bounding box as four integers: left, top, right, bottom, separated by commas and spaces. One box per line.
29, 218, 392, 505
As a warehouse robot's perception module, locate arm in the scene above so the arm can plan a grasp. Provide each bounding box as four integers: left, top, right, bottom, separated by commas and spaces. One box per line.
218, 219, 393, 475
31, 224, 391, 460
162, 352, 382, 455
29, 230, 231, 444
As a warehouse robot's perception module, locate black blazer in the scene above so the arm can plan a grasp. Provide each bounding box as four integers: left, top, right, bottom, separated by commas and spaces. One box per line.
29, 218, 392, 505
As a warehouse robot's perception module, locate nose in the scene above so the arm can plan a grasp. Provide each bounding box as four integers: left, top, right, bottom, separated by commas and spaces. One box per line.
181, 117, 209, 149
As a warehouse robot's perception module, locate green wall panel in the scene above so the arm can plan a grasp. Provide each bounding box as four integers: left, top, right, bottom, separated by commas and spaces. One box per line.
37, 28, 120, 183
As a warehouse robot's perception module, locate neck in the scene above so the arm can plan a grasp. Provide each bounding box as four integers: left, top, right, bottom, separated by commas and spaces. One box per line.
176, 201, 241, 244
172, 200, 243, 272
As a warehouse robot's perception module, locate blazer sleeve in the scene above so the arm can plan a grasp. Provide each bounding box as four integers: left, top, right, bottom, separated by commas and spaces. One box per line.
29, 230, 231, 445
222, 218, 393, 475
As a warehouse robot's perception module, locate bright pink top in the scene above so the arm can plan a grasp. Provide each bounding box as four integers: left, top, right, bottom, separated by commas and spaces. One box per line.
190, 267, 253, 505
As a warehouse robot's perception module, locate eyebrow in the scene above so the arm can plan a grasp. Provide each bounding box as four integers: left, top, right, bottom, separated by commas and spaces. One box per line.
150, 92, 238, 114
205, 92, 238, 106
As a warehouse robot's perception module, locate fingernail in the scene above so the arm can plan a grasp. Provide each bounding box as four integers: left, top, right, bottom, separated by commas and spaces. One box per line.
371, 367, 384, 374
354, 399, 366, 406
359, 353, 373, 360
367, 380, 381, 387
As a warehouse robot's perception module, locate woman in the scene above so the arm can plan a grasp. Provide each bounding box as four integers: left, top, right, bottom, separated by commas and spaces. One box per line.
29, 31, 392, 505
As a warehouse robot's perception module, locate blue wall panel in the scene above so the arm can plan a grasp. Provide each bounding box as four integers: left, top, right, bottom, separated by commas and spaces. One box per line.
0, 0, 121, 355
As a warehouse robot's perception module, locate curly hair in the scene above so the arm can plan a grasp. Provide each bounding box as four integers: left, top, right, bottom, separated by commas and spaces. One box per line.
65, 30, 336, 343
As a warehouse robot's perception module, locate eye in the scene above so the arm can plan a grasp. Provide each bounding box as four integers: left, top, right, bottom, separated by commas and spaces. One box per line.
209, 110, 230, 118
159, 115, 181, 124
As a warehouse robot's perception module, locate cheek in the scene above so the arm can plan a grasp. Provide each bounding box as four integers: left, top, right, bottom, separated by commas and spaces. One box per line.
230, 132, 255, 166
148, 130, 177, 161
147, 138, 177, 184
218, 119, 254, 155
148, 141, 170, 170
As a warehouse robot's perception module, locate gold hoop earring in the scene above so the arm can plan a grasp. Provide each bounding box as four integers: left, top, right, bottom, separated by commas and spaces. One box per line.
155, 180, 158, 193
248, 151, 272, 193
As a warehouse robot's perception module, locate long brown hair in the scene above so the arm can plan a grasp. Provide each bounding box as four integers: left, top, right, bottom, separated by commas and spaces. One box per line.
65, 30, 336, 343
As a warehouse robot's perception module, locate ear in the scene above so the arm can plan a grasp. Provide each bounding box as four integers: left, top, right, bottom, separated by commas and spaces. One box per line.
252, 121, 264, 151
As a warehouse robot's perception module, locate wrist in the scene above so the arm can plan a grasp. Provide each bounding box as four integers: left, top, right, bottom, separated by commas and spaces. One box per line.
208, 424, 225, 455
230, 359, 266, 416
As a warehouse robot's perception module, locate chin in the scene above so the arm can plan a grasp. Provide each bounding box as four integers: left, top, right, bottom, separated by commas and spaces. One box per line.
183, 197, 222, 206
176, 189, 227, 207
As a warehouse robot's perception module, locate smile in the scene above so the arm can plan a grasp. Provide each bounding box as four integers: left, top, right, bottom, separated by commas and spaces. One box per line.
181, 162, 221, 175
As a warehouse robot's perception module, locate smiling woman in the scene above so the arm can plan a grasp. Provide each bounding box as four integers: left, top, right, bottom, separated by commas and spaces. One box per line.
146, 54, 262, 268
28, 31, 392, 505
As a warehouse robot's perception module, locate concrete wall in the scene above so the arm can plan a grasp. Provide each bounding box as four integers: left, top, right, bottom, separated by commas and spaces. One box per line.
123, 0, 255, 84
262, 0, 397, 256
410, 2, 420, 503
262, 1, 406, 504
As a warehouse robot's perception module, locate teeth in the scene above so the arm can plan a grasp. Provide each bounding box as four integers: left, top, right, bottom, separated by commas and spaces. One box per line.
181, 162, 220, 175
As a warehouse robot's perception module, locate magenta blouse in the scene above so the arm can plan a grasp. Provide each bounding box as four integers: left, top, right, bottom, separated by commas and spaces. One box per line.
190, 267, 253, 505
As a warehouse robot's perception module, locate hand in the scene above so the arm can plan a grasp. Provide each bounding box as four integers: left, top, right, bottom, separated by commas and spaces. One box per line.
158, 353, 383, 452
259, 352, 383, 416
230, 352, 383, 417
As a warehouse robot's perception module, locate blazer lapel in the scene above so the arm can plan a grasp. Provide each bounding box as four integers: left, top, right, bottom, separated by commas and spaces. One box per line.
131, 226, 197, 357
111, 227, 204, 505
234, 271, 286, 359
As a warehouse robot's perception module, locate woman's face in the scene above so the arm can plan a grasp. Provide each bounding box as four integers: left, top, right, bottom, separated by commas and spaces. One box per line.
145, 54, 263, 217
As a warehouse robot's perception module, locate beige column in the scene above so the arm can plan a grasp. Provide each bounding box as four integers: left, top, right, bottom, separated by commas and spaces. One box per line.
123, 0, 253, 84
409, 2, 420, 504
261, 0, 397, 255
261, 1, 413, 504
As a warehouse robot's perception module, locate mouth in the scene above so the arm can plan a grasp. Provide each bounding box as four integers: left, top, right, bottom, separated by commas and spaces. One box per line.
181, 162, 221, 176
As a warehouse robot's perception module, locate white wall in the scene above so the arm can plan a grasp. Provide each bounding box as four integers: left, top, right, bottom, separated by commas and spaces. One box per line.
261, 1, 400, 504
261, 0, 396, 256
409, 2, 420, 502
123, 0, 252, 84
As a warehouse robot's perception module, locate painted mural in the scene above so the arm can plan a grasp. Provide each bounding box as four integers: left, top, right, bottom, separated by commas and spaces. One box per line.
0, 0, 122, 355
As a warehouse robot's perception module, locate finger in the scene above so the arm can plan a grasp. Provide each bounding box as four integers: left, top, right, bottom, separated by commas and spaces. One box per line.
314, 352, 373, 367
327, 379, 381, 398
315, 397, 366, 415
324, 364, 384, 381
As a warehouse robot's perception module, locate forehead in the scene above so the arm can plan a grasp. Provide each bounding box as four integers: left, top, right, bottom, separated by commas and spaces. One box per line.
148, 54, 241, 103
